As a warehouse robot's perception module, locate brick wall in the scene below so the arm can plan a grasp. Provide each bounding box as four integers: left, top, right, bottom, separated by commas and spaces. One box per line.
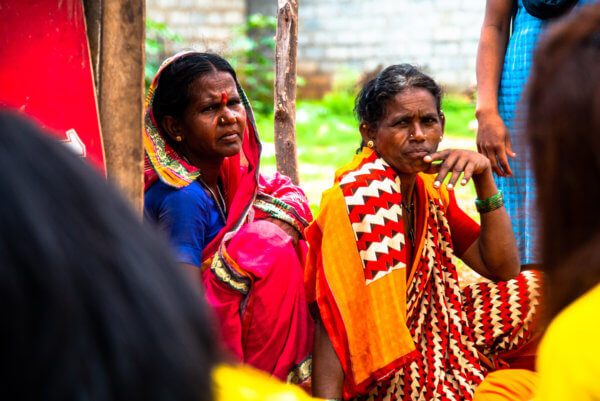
297, 0, 484, 96
146, 0, 484, 96
146, 0, 246, 54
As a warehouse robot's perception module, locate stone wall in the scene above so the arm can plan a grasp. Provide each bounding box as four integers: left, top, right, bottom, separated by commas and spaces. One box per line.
146, 0, 485, 96
297, 0, 484, 96
146, 0, 246, 54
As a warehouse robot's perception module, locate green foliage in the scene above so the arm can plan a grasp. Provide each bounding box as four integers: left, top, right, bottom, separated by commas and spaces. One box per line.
145, 19, 182, 89
226, 14, 277, 115
441, 94, 477, 138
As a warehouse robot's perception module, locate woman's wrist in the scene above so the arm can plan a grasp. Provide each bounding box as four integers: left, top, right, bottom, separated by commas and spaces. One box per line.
475, 191, 504, 214
475, 106, 500, 121
472, 166, 498, 200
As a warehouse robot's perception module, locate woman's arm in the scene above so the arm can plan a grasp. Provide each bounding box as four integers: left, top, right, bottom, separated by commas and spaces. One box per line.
258, 172, 312, 223
460, 166, 520, 281
182, 262, 203, 283
312, 317, 344, 399
476, 0, 514, 177
256, 172, 313, 245
424, 149, 520, 281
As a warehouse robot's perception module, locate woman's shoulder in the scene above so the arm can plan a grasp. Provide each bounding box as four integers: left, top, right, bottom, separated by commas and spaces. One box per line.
145, 180, 211, 210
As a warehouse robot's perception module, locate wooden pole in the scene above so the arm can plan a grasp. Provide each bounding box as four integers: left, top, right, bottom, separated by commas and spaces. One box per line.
274, 0, 300, 185
96, 0, 145, 214
82, 0, 101, 96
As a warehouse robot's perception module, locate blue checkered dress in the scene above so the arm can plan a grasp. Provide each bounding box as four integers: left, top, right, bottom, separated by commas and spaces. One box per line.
497, 0, 597, 265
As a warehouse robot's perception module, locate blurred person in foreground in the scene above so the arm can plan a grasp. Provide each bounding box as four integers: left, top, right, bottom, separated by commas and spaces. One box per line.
526, 4, 600, 400
0, 111, 316, 401
0, 111, 217, 400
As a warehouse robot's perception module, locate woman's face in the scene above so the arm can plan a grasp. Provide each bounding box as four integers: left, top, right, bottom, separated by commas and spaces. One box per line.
177, 71, 246, 164
364, 87, 444, 174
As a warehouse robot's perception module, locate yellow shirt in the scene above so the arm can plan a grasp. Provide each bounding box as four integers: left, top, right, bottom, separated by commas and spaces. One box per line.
536, 283, 600, 400
213, 364, 319, 401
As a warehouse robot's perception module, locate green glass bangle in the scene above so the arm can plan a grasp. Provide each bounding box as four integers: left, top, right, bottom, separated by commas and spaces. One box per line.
475, 190, 504, 214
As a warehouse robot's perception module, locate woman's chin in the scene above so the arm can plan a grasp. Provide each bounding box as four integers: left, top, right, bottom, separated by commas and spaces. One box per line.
389, 160, 431, 176
220, 142, 242, 158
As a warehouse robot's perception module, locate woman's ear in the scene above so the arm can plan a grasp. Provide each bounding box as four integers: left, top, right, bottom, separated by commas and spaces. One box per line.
359, 122, 374, 145
439, 111, 446, 134
161, 115, 182, 142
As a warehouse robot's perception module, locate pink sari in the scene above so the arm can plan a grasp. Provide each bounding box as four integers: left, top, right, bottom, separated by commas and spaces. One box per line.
144, 51, 313, 384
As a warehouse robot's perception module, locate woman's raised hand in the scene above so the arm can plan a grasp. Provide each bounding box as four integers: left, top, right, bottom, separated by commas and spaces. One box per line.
475, 111, 515, 177
423, 149, 492, 190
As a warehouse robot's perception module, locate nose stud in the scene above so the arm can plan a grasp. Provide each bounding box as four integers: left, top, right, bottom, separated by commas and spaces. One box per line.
220, 116, 239, 124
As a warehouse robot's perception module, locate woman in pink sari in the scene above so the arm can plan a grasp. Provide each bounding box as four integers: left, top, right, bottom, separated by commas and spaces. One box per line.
143, 51, 313, 384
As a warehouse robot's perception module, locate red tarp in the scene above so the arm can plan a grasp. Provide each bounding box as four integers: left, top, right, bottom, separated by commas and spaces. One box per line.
0, 0, 105, 172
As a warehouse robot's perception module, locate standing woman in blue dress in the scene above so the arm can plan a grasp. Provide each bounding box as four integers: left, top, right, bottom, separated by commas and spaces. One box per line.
476, 0, 597, 268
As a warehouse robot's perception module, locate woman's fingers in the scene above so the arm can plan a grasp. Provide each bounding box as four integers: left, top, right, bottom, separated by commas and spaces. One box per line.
485, 146, 504, 177
424, 149, 450, 163
422, 163, 440, 175
447, 158, 468, 189
462, 163, 476, 185
496, 146, 513, 177
423, 149, 489, 189
500, 134, 515, 176
432, 152, 458, 189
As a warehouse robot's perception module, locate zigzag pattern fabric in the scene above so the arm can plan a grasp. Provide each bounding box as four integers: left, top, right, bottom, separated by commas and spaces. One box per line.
462, 269, 542, 367
339, 154, 406, 285
356, 200, 542, 401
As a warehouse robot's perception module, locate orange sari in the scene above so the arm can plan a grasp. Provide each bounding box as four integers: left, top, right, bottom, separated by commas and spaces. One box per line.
306, 148, 542, 400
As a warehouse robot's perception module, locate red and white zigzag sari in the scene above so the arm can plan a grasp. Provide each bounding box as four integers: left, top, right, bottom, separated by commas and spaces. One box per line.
306, 148, 542, 401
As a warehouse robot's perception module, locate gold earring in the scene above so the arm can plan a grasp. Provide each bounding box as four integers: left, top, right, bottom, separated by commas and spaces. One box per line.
361, 124, 366, 129
367, 140, 374, 149
175, 135, 182, 142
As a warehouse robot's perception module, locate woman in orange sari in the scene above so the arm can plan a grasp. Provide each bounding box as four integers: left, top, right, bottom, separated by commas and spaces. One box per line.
306, 64, 541, 400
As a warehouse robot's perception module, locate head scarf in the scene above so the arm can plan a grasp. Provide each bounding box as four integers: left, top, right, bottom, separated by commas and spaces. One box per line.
143, 51, 261, 260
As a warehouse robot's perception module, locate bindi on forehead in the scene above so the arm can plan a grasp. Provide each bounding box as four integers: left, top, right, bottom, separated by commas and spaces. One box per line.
221, 92, 227, 106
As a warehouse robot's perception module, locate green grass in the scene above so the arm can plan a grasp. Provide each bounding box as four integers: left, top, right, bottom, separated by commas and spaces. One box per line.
441, 94, 477, 139
255, 92, 358, 170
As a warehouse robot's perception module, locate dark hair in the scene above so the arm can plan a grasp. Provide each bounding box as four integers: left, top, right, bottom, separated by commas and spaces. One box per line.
354, 63, 443, 128
526, 4, 600, 321
0, 112, 218, 400
152, 52, 238, 129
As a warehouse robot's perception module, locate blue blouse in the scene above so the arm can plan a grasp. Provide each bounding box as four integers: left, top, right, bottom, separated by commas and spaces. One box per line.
144, 180, 225, 267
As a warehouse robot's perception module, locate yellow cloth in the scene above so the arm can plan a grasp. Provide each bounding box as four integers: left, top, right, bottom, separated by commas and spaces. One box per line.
473, 369, 538, 401
213, 364, 319, 401
535, 283, 600, 401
